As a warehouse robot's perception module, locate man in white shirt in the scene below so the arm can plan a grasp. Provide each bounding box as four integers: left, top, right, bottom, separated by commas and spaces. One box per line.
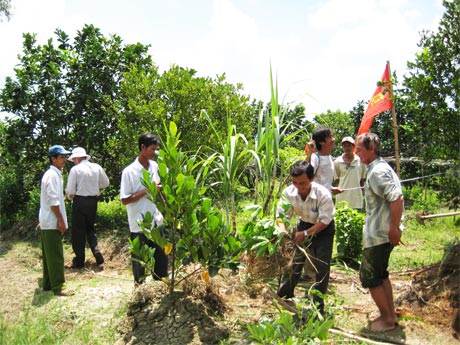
304, 127, 343, 281
277, 160, 335, 314
309, 127, 343, 195
120, 133, 168, 284
65, 147, 109, 269
334, 136, 366, 209
39, 145, 74, 296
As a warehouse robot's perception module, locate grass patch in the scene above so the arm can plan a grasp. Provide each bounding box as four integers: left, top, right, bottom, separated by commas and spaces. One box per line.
391, 210, 459, 271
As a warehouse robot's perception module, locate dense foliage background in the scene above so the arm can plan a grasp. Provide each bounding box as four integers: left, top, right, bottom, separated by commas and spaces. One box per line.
1, 0, 459, 228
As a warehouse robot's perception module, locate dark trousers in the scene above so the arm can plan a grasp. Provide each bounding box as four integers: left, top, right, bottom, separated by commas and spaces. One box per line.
278, 220, 335, 311
71, 196, 101, 267
41, 230, 65, 293
130, 232, 168, 284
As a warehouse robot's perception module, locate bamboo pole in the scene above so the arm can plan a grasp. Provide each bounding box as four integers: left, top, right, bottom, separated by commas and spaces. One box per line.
386, 61, 401, 176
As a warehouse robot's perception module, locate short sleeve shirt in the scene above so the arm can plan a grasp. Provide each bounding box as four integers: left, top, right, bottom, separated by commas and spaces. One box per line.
334, 154, 366, 208
120, 158, 163, 233
363, 157, 403, 248
277, 182, 335, 226
39, 165, 68, 230
66, 160, 110, 197
310, 153, 334, 193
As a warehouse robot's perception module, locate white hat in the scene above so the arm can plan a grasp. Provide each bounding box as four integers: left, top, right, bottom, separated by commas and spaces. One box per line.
341, 136, 355, 145
68, 147, 91, 161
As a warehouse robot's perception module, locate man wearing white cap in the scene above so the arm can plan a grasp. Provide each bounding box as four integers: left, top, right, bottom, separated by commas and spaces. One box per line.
65, 147, 110, 268
334, 136, 366, 209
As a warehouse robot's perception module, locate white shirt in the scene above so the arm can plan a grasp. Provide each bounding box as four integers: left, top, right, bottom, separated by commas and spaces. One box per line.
277, 182, 335, 226
66, 159, 109, 198
310, 153, 334, 193
39, 165, 68, 230
120, 158, 163, 233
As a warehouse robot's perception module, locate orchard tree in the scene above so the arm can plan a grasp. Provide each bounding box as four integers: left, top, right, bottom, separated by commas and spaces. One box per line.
62, 25, 152, 188
400, 0, 459, 162
398, 0, 460, 206
108, 65, 164, 170
0, 32, 73, 223
156, 66, 253, 154
116, 64, 255, 160
0, 25, 153, 218
349, 101, 365, 133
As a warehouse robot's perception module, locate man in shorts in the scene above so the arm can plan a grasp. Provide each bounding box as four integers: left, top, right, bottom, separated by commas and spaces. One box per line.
356, 133, 403, 331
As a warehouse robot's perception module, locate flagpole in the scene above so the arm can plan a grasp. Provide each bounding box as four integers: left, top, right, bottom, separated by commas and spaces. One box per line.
386, 60, 401, 176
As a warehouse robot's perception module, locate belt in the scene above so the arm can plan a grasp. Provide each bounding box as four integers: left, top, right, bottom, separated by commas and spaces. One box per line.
75, 195, 98, 199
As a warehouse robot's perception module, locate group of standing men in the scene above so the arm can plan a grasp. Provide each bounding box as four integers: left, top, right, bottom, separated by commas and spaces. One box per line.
277, 127, 403, 332
39, 134, 167, 297
39, 129, 403, 331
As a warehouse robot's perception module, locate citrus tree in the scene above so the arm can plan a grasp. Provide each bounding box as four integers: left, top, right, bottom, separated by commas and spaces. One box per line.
130, 121, 242, 295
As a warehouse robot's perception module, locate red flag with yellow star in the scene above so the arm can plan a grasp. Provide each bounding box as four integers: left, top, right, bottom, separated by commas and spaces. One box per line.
357, 64, 393, 135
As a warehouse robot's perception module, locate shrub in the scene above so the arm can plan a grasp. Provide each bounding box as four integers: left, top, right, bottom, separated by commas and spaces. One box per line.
403, 184, 440, 212
0, 168, 27, 228
438, 172, 460, 210
21, 185, 41, 221
334, 204, 364, 266
247, 309, 333, 344
96, 200, 128, 230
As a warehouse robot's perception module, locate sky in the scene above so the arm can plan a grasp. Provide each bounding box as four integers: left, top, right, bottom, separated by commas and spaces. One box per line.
0, 0, 444, 118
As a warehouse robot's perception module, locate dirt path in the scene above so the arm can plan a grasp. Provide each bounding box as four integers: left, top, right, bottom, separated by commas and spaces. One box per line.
0, 238, 134, 343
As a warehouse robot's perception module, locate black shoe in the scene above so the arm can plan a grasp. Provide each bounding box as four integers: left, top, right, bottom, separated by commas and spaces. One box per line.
94, 252, 104, 265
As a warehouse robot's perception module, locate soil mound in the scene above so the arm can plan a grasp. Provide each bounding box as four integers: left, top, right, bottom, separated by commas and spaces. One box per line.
396, 244, 459, 337
117, 280, 229, 345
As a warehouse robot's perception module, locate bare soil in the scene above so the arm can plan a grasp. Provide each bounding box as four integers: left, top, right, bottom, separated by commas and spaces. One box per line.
0, 222, 458, 344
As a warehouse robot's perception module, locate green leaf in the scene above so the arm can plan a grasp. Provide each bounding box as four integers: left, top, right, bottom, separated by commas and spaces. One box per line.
169, 121, 177, 136
201, 198, 211, 214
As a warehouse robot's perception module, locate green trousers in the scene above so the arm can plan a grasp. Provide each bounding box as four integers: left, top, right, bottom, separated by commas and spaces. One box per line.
41, 230, 65, 294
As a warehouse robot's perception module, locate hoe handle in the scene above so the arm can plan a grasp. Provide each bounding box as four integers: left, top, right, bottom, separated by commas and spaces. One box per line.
420, 211, 460, 220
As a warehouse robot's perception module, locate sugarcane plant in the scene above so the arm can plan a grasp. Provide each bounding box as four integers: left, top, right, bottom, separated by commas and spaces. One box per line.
200, 109, 260, 233
254, 65, 304, 216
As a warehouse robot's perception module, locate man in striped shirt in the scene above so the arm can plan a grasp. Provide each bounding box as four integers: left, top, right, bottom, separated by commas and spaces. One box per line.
356, 133, 403, 332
